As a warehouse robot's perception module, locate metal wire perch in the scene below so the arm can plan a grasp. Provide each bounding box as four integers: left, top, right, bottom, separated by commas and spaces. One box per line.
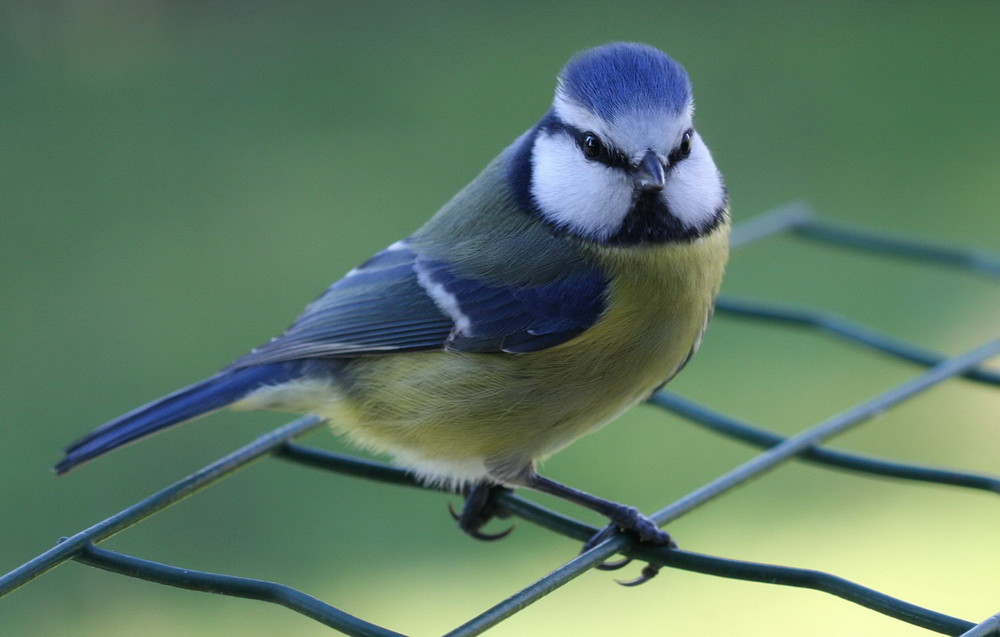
2, 202, 999, 636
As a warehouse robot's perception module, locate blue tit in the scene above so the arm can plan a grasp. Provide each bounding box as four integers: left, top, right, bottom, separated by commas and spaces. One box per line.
57, 42, 729, 557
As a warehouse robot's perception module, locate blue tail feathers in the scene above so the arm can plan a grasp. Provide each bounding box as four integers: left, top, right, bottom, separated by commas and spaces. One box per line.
55, 362, 302, 474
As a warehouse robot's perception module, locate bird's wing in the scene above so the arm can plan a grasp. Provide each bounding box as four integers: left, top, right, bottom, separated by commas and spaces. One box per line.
229, 239, 607, 368
414, 252, 607, 353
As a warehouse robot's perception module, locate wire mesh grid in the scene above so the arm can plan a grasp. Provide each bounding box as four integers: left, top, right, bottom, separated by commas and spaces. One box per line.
2, 202, 998, 636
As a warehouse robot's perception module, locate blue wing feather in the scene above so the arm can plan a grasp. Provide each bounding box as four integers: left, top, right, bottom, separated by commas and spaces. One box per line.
230, 242, 608, 366
55, 362, 301, 474
415, 257, 606, 354
57, 147, 612, 474
230, 245, 454, 366
56, 238, 608, 472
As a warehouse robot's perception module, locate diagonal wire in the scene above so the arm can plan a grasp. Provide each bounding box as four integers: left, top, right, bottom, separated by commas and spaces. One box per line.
731, 201, 1000, 278
2, 205, 997, 636
0, 416, 324, 598
728, 202, 812, 248
795, 216, 1000, 277
958, 612, 1000, 637
450, 210, 1000, 634
442, 336, 1000, 636
649, 391, 1000, 493
647, 336, 1000, 527
277, 445, 976, 636
714, 297, 1000, 387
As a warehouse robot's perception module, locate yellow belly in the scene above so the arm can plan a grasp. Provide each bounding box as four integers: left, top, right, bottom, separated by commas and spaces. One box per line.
316, 219, 730, 484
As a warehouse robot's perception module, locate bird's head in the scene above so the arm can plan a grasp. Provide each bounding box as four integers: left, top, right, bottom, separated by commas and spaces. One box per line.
516, 42, 727, 244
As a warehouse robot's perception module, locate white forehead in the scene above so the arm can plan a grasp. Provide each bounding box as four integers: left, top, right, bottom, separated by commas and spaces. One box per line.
553, 90, 693, 157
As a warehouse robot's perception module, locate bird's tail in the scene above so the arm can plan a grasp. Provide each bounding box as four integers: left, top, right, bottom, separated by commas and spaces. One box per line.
55, 362, 301, 475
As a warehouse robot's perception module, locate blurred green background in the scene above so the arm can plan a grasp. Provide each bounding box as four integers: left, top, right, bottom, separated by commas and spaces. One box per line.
2, 2, 999, 636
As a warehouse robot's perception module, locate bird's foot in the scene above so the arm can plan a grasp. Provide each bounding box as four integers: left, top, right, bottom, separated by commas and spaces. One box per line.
449, 482, 515, 541
580, 505, 675, 586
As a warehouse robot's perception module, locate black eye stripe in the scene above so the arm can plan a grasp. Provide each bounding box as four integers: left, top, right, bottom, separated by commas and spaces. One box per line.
541, 114, 694, 172
572, 129, 630, 169
543, 117, 631, 170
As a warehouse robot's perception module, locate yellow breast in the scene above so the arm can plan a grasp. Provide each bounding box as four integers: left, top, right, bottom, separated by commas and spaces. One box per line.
316, 215, 730, 483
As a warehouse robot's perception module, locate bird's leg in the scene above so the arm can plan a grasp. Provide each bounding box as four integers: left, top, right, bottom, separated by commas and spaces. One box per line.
449, 481, 515, 541
526, 473, 675, 584
528, 474, 671, 545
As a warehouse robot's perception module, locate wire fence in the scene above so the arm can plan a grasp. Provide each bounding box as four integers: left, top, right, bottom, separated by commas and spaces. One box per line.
2, 202, 999, 636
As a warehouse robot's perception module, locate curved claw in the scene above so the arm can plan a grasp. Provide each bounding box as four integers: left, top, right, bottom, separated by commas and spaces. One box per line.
616, 564, 661, 587
449, 489, 515, 541
579, 523, 634, 571
467, 524, 515, 541
594, 556, 633, 571
581, 514, 673, 584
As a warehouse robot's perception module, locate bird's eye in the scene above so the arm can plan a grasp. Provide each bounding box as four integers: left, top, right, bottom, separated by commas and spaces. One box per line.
679, 130, 693, 158
580, 133, 604, 160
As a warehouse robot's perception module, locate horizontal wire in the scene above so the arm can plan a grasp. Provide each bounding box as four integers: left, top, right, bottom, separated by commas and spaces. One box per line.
442, 336, 1000, 633
794, 216, 1000, 277
728, 201, 814, 248
7, 345, 994, 633
276, 445, 638, 637
0, 416, 324, 599
646, 336, 1000, 529
73, 543, 405, 637
715, 296, 1000, 387
5, 205, 998, 635
728, 201, 1000, 280
274, 442, 422, 488
645, 546, 975, 636
444, 329, 1000, 634
273, 443, 975, 636
649, 391, 1000, 494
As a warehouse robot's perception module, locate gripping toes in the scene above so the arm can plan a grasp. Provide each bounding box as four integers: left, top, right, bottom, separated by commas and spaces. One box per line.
581, 505, 676, 584
607, 505, 674, 546
450, 482, 515, 542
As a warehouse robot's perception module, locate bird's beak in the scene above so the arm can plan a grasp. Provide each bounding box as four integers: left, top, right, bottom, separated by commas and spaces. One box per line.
633, 150, 665, 193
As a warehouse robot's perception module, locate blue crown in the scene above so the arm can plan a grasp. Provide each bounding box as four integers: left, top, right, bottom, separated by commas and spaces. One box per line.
558, 43, 692, 119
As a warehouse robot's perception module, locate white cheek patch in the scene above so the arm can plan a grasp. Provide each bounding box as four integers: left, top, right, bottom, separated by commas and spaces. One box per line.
665, 132, 726, 229
530, 131, 633, 241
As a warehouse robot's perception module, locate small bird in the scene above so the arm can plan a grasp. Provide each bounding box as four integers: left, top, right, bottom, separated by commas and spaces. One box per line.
57, 42, 729, 573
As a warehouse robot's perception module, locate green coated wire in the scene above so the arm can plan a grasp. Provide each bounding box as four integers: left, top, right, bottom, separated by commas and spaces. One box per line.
440, 336, 1000, 636
274, 443, 983, 636
649, 391, 1000, 493
714, 297, 1000, 387
0, 416, 324, 598
795, 217, 1000, 277
2, 205, 998, 637
74, 544, 406, 637
957, 612, 1000, 637
647, 336, 1000, 529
